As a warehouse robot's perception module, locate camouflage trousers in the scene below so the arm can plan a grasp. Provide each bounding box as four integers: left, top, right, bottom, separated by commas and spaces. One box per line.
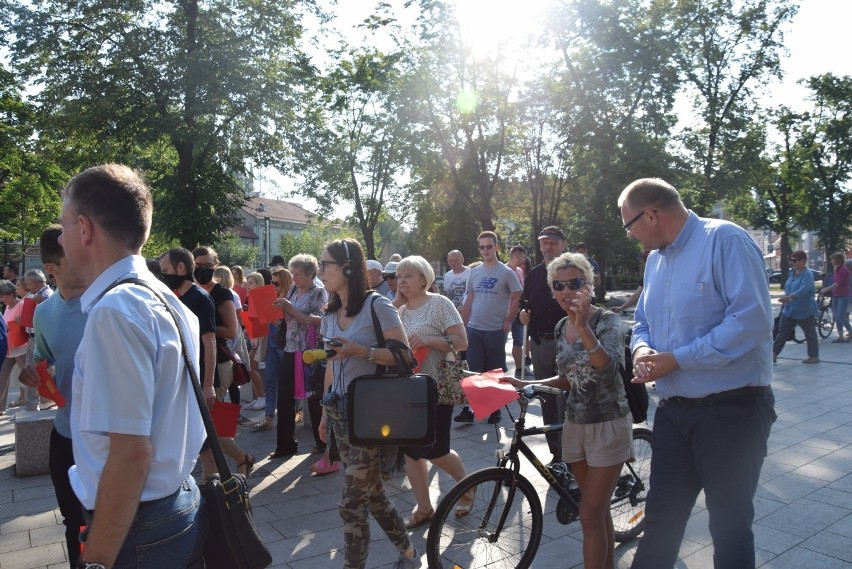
329, 410, 411, 569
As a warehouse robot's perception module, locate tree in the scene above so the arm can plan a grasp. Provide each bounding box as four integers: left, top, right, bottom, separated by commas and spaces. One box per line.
799, 74, 852, 260
290, 45, 415, 259
672, 0, 797, 210
213, 233, 259, 268
5, 0, 313, 248
0, 65, 65, 266
278, 221, 356, 261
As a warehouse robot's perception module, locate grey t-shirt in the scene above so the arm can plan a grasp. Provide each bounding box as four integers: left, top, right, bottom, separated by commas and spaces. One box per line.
444, 268, 470, 309
467, 262, 522, 331
320, 293, 404, 397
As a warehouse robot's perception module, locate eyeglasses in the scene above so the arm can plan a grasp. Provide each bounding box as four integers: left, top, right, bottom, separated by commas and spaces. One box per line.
552, 278, 586, 291
383, 274, 397, 281
318, 260, 343, 273
479, 244, 494, 250
623, 209, 657, 232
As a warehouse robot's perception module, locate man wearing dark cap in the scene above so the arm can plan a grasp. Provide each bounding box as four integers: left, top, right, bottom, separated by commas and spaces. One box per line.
519, 225, 568, 463
268, 254, 286, 268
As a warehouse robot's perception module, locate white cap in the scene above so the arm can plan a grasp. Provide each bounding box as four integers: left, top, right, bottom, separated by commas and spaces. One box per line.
366, 260, 384, 272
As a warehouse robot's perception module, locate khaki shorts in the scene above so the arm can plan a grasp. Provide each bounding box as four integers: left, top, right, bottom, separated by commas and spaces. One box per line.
561, 414, 634, 468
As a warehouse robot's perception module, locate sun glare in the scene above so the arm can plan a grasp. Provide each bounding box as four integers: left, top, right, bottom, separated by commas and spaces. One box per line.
453, 0, 549, 60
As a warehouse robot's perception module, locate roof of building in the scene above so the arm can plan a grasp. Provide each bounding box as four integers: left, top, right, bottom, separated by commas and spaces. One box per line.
243, 196, 314, 225
231, 223, 259, 240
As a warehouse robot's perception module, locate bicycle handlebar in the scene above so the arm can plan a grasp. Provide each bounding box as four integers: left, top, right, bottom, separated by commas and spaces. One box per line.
521, 384, 565, 398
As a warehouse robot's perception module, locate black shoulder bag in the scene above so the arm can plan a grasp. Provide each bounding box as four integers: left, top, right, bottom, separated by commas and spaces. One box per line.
345, 293, 437, 447
110, 278, 272, 569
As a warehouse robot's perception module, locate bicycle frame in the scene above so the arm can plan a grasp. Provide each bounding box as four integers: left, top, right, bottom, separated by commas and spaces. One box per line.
484, 385, 647, 540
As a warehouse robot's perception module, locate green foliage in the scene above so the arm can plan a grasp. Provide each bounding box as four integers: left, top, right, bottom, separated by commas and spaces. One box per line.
5, 0, 314, 248
212, 233, 259, 268
141, 233, 180, 260
278, 221, 356, 261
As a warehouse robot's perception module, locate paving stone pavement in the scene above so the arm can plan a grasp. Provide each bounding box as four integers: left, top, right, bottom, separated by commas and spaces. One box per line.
1, 309, 851, 568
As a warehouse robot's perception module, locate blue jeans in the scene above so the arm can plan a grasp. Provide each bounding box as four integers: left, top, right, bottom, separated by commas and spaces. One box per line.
832, 296, 851, 336
465, 327, 508, 373
631, 387, 776, 569
264, 344, 283, 418
86, 477, 206, 569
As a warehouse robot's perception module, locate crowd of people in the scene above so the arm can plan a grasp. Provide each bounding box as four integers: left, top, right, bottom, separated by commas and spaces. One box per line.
0, 164, 849, 569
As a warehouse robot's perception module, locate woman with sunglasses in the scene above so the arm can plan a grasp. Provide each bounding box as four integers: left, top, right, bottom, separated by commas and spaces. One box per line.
774, 250, 820, 363
504, 252, 632, 569
317, 239, 420, 569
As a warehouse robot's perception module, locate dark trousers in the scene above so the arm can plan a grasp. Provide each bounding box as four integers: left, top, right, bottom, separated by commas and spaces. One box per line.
631, 386, 776, 569
49, 428, 85, 568
530, 336, 563, 458
773, 314, 819, 358
275, 351, 297, 454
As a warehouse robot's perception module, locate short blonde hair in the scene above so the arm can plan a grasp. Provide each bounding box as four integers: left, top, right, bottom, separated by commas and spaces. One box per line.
213, 266, 234, 288
397, 255, 435, 290
546, 252, 594, 287
246, 272, 264, 288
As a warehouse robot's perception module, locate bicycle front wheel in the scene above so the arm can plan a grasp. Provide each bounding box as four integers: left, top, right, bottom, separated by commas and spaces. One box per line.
426, 468, 543, 569
612, 426, 653, 542
818, 307, 834, 339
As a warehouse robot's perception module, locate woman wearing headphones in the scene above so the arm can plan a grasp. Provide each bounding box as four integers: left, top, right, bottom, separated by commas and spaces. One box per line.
317, 238, 419, 569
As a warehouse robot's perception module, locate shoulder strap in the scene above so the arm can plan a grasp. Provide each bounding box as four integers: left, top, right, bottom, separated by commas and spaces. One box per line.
368, 292, 412, 375
104, 278, 238, 489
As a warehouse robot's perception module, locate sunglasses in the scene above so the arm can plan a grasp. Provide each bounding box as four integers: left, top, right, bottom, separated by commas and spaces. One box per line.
789, 257, 804, 263
479, 244, 494, 250
552, 278, 586, 291
383, 274, 397, 281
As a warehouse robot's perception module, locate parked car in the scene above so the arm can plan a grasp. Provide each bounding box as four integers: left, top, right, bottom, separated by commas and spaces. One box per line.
768, 269, 823, 284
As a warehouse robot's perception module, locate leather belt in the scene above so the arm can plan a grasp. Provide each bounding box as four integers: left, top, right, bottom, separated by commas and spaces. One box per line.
664, 385, 769, 408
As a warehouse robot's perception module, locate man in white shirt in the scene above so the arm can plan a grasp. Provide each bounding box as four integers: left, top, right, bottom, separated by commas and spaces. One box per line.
59, 164, 205, 569
443, 250, 469, 310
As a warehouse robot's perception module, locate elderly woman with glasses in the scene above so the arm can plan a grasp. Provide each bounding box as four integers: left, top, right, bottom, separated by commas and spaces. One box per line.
504, 252, 632, 569
774, 250, 820, 364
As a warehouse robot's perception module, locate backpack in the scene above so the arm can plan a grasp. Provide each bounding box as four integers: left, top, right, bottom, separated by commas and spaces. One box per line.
556, 309, 649, 424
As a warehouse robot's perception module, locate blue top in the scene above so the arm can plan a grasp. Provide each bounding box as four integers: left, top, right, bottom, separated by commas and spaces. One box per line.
781, 268, 817, 318
631, 211, 773, 398
33, 292, 88, 438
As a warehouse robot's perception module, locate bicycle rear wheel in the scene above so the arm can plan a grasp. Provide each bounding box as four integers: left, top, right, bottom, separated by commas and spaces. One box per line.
426, 468, 543, 569
612, 426, 652, 542
818, 307, 834, 339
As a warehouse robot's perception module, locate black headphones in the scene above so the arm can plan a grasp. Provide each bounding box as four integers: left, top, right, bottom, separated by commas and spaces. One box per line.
342, 240, 353, 278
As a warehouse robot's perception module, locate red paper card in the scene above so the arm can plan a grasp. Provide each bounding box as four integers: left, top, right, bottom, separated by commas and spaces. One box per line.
36, 361, 66, 407
240, 311, 268, 339
461, 370, 519, 419
7, 322, 28, 349
247, 285, 284, 324
20, 298, 36, 328
211, 402, 241, 437
412, 346, 429, 373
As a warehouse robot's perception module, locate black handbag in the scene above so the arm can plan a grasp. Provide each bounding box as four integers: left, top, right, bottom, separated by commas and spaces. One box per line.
113, 278, 272, 569
345, 294, 437, 447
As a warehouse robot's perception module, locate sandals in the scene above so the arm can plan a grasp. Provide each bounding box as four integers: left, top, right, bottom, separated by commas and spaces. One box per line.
310, 456, 341, 476
310, 445, 326, 455
237, 454, 256, 478
405, 507, 434, 529
456, 488, 475, 517
250, 419, 273, 432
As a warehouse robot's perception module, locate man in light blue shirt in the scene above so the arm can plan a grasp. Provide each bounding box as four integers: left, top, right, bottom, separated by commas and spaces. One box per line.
619, 178, 776, 569
20, 225, 88, 568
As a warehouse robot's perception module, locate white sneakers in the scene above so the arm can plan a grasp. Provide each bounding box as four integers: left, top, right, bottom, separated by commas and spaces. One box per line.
243, 397, 266, 410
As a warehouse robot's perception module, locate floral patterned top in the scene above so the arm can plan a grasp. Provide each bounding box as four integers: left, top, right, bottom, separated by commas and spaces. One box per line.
283, 285, 327, 353
398, 294, 463, 381
556, 308, 630, 424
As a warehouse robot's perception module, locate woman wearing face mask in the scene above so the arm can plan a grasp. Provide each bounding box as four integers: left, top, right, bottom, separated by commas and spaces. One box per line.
504, 252, 632, 569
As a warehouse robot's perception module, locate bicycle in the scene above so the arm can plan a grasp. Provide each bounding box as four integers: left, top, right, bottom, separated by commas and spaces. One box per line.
426, 385, 653, 569
817, 293, 834, 339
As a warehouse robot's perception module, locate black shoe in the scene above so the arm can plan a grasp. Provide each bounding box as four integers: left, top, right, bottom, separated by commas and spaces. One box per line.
487, 410, 502, 424
454, 407, 474, 423
525, 355, 532, 367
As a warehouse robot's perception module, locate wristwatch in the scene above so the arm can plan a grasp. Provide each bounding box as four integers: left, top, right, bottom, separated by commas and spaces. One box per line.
366, 347, 376, 363
77, 561, 107, 569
